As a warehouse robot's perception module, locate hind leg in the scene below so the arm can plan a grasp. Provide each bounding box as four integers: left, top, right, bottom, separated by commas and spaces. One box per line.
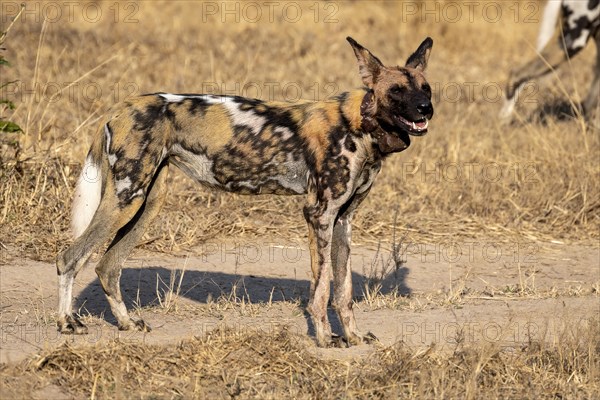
94, 164, 169, 331
500, 40, 571, 120
57, 189, 145, 334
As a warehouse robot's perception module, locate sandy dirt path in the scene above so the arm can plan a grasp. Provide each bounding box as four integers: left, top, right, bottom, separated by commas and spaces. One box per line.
1, 240, 598, 364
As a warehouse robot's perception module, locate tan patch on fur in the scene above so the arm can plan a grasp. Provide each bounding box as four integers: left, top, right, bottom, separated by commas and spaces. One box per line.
289, 108, 306, 125
299, 102, 342, 168
342, 90, 366, 131
177, 102, 233, 155
258, 126, 280, 160
107, 96, 169, 161
107, 108, 134, 139
408, 68, 428, 86
88, 129, 105, 162
323, 102, 341, 124
230, 137, 256, 163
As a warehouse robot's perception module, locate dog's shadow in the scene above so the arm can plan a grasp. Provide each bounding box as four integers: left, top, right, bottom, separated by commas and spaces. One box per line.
75, 261, 411, 337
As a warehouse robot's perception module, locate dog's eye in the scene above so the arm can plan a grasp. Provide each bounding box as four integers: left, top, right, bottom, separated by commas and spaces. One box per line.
390, 86, 404, 95
422, 84, 431, 93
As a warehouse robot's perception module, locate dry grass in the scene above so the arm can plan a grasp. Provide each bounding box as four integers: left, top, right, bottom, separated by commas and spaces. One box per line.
0, 2, 599, 396
0, 0, 598, 262
0, 321, 598, 399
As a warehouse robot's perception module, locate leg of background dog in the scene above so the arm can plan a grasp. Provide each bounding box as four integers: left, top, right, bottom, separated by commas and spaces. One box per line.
500, 37, 573, 120
94, 163, 169, 331
501, 0, 600, 120
583, 32, 600, 119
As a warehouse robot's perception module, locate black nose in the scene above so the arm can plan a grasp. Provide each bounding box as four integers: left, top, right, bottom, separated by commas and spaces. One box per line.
416, 102, 433, 117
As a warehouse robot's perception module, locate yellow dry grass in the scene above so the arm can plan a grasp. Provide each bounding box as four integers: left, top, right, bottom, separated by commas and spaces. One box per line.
1, 322, 599, 399
1, 0, 599, 261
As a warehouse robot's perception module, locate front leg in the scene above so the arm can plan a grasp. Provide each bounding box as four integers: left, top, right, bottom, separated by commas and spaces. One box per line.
304, 204, 336, 347
331, 187, 377, 346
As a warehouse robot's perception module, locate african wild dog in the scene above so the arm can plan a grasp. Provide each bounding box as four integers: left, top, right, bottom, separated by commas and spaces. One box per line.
57, 37, 434, 347
501, 0, 600, 120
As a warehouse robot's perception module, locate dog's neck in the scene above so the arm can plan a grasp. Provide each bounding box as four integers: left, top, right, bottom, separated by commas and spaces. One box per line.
358, 90, 410, 154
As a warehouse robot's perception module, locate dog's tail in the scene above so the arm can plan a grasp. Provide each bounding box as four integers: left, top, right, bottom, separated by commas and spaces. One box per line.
536, 0, 562, 52
71, 131, 104, 239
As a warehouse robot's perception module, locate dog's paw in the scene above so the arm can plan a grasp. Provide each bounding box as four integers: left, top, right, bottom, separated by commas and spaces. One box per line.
318, 333, 377, 348
330, 334, 349, 348
344, 331, 379, 346
362, 331, 378, 344
118, 318, 152, 332
57, 315, 89, 335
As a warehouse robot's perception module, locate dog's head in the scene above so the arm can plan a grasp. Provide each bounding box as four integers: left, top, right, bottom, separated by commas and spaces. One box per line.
347, 37, 434, 141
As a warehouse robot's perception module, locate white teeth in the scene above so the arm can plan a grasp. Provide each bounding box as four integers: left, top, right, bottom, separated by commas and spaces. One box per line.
397, 115, 429, 131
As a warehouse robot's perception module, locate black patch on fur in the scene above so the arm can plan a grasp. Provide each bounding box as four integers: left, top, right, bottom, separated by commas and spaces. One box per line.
344, 135, 357, 152
185, 98, 209, 116
561, 3, 600, 55
318, 125, 352, 200
195, 99, 309, 194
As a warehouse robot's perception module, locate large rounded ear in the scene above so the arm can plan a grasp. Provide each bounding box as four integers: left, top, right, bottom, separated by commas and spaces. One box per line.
347, 37, 384, 89
405, 37, 433, 71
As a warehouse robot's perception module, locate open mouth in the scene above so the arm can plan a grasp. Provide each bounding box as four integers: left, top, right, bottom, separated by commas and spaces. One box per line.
393, 114, 429, 136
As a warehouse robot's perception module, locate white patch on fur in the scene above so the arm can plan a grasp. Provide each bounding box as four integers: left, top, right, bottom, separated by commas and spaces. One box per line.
274, 126, 294, 140
499, 84, 525, 120
169, 144, 221, 187
160, 93, 225, 103
58, 273, 74, 315
202, 95, 232, 104
71, 155, 102, 238
570, 29, 590, 50
104, 124, 112, 153
115, 176, 132, 195
267, 154, 309, 194
224, 102, 266, 135
159, 93, 186, 103
563, 0, 600, 50
104, 124, 118, 166
203, 96, 267, 135
537, 0, 562, 51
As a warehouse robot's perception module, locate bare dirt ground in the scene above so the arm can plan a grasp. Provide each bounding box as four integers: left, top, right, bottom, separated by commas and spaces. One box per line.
2, 239, 598, 366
